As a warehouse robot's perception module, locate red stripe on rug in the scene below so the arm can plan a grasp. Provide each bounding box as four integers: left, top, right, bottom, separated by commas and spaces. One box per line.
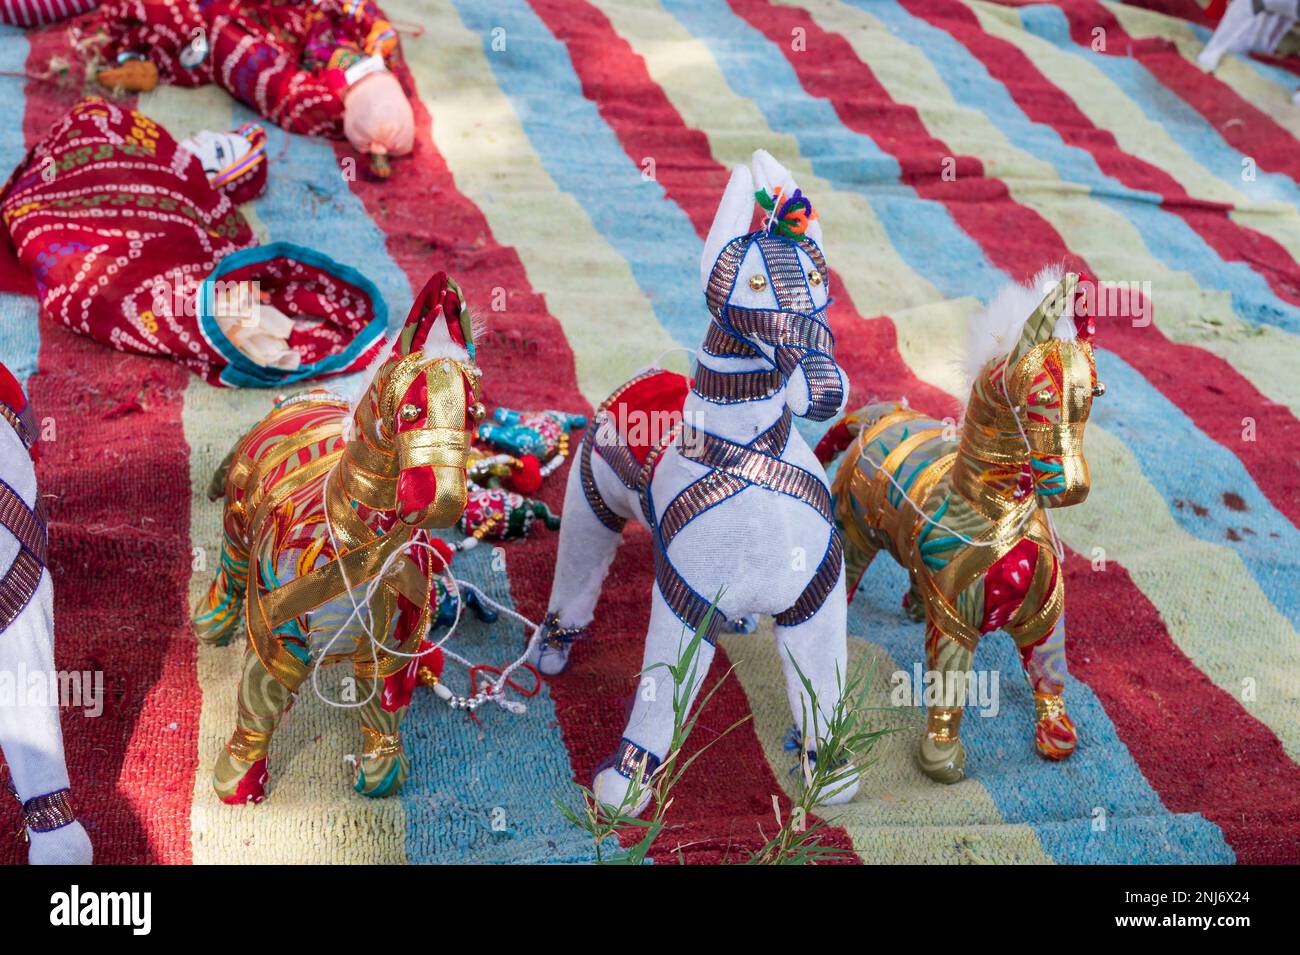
732, 0, 1300, 530
1023, 0, 1300, 184
336, 77, 842, 860
1065, 551, 1300, 863
908, 0, 1300, 310
1116, 0, 1213, 26
0, 27, 199, 864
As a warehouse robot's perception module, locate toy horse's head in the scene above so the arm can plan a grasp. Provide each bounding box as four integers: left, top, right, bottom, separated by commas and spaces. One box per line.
963, 267, 1102, 509
360, 273, 484, 526
698, 150, 846, 421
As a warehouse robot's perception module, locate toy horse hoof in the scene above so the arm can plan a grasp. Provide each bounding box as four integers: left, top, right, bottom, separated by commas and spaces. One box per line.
353, 753, 410, 798
1033, 694, 1077, 761
214, 755, 270, 804
592, 766, 652, 818
918, 736, 966, 784
27, 822, 93, 866
535, 641, 571, 676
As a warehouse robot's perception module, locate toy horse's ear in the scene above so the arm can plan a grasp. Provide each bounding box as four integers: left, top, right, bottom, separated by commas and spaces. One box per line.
1011, 270, 1079, 365
701, 163, 755, 291
398, 272, 469, 356
751, 149, 822, 248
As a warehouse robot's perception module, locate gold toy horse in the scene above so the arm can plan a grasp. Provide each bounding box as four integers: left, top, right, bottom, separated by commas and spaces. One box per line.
193, 273, 483, 802
820, 269, 1103, 782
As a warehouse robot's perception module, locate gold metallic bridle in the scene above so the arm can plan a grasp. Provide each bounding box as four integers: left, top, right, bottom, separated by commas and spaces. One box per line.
338, 352, 484, 516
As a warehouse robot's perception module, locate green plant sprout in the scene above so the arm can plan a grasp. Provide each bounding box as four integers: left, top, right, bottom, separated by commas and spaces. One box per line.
557, 595, 748, 864
560, 591, 893, 865
747, 655, 891, 865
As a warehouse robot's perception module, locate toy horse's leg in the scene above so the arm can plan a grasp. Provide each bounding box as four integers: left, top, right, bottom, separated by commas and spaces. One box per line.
193, 531, 250, 646
773, 570, 860, 805
0, 577, 93, 863
351, 664, 411, 798
1011, 614, 1076, 761
917, 620, 975, 783
213, 646, 294, 803
532, 450, 624, 675
591, 586, 712, 816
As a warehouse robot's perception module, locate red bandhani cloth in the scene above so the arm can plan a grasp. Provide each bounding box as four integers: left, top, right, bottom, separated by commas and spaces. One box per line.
1, 97, 386, 387
90, 0, 409, 139
0, 0, 98, 26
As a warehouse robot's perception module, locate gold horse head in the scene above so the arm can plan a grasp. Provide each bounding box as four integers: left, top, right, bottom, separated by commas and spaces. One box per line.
354, 273, 484, 526
966, 271, 1103, 509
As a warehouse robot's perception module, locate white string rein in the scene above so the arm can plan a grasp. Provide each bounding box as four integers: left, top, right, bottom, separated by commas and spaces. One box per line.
307, 459, 545, 721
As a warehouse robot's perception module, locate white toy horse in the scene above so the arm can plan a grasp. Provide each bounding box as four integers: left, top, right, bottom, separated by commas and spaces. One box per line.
533, 151, 859, 815
1199, 0, 1300, 103
0, 363, 92, 864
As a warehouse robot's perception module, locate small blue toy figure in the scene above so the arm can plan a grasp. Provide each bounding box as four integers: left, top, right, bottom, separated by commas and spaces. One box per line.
477, 408, 587, 478
434, 586, 500, 629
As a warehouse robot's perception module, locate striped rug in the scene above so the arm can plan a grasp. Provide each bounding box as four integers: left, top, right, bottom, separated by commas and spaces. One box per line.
0, 0, 1296, 864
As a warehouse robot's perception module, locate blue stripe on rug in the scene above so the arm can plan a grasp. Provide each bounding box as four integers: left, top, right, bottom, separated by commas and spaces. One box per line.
846, 550, 1234, 863
448, 0, 706, 352
402, 539, 616, 863
1093, 348, 1300, 626
864, 0, 1300, 337
0, 27, 39, 388
232, 104, 413, 332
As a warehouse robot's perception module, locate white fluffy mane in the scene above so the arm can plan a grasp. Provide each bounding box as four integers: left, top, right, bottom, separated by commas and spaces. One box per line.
963, 264, 1077, 387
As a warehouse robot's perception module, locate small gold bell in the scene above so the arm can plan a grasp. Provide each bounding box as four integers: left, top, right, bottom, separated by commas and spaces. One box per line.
399, 403, 421, 422
748, 274, 767, 291
471, 402, 487, 420
808, 270, 822, 286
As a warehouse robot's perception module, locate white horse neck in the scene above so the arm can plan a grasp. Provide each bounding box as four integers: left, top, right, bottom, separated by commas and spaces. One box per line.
685, 348, 791, 447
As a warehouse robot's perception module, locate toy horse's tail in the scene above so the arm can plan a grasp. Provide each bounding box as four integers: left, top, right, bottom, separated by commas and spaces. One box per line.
207, 417, 265, 502
814, 413, 865, 465
816, 407, 882, 601
207, 443, 239, 502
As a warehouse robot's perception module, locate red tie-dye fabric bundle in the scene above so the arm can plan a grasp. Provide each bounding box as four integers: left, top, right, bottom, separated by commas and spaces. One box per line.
1, 97, 385, 386
90, 0, 410, 139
